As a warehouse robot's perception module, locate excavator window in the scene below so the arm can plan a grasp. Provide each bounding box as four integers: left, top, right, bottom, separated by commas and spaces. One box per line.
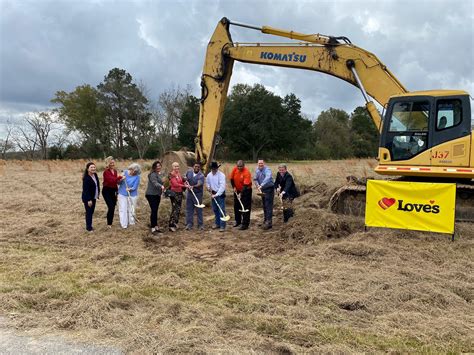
436, 99, 462, 130
386, 101, 430, 160
389, 101, 429, 132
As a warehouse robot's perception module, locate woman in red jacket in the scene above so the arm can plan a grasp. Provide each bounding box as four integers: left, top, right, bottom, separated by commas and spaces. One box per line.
102, 156, 123, 228
167, 162, 187, 232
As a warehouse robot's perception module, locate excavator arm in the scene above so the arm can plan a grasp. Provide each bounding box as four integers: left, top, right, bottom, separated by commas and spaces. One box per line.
196, 17, 408, 172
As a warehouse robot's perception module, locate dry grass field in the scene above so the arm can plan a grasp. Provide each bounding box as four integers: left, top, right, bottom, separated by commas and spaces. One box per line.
0, 159, 473, 353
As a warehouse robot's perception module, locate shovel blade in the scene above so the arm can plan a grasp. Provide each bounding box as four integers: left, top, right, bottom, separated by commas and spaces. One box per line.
239, 209, 249, 213
194, 204, 206, 208
220, 215, 231, 222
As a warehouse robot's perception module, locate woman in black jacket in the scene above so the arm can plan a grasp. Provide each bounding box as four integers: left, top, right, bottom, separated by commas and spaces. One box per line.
82, 162, 100, 232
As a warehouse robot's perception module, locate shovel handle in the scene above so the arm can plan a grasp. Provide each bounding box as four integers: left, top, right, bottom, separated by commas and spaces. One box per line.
279, 193, 284, 211
234, 191, 246, 211
212, 195, 228, 220
124, 176, 139, 222
189, 186, 201, 205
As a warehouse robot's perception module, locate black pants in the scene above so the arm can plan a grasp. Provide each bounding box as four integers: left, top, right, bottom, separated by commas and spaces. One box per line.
146, 194, 161, 228
84, 199, 96, 231
282, 197, 294, 222
234, 188, 252, 227
261, 186, 274, 226
102, 187, 117, 226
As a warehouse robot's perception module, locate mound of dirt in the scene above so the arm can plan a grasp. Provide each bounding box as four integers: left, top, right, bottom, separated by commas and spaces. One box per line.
281, 187, 365, 244
251, 181, 338, 212
297, 181, 338, 209
161, 150, 196, 175
283, 208, 364, 243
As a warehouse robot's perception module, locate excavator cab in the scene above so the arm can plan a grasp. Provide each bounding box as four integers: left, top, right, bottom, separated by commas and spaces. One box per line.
378, 91, 472, 176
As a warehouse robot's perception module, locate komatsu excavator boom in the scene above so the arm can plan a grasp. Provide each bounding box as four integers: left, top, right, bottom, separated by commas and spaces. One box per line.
195, 17, 473, 220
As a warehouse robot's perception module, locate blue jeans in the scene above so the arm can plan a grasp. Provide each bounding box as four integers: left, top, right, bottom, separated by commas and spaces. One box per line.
211, 195, 226, 228
186, 191, 203, 227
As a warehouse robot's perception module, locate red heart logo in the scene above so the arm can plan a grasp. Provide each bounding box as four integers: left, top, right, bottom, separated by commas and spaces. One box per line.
430, 200, 435, 204
378, 197, 396, 210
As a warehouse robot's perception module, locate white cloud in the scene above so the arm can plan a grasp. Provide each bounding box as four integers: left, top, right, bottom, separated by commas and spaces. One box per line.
359, 16, 382, 35
230, 66, 262, 87
457, 78, 474, 96
136, 18, 163, 52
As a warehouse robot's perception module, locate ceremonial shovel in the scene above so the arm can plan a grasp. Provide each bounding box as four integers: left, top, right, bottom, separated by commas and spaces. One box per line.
278, 191, 284, 211
124, 177, 139, 223
211, 194, 231, 222
187, 183, 205, 208
235, 191, 249, 213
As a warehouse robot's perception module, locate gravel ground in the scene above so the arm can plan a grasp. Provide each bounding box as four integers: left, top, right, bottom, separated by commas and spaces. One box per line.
0, 317, 122, 355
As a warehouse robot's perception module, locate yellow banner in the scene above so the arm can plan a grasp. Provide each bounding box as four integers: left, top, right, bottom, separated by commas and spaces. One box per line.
365, 180, 456, 234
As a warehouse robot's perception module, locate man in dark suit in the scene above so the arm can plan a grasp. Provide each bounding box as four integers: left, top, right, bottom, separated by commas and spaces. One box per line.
274, 164, 299, 223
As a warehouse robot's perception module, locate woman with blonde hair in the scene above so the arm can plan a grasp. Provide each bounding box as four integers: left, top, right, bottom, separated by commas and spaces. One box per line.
118, 163, 141, 229
167, 161, 187, 232
102, 156, 123, 228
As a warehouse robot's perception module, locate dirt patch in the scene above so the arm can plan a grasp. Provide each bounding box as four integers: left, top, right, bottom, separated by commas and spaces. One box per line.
282, 203, 364, 244
338, 300, 368, 311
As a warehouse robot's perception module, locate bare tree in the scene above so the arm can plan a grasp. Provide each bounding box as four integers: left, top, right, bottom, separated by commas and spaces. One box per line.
12, 125, 38, 160
11, 111, 56, 160
0, 121, 14, 159
126, 110, 155, 159
26, 111, 55, 159
50, 127, 71, 158
152, 86, 190, 154
124, 82, 156, 159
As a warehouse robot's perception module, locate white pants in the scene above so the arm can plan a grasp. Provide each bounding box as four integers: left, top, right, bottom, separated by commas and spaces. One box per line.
118, 194, 138, 228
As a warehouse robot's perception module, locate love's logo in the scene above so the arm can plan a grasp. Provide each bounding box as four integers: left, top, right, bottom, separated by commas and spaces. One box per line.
378, 197, 396, 210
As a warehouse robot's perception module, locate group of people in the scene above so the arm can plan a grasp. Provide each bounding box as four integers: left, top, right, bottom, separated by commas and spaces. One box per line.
81, 157, 299, 233
81, 157, 141, 232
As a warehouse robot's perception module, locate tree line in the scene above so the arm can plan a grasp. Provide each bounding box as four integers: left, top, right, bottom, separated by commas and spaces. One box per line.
1, 67, 379, 161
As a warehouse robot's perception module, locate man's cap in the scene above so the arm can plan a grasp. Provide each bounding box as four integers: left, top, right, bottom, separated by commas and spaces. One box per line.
210, 161, 220, 170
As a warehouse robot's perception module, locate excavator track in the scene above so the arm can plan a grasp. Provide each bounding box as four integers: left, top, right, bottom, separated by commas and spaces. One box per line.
329, 179, 474, 223
456, 183, 474, 222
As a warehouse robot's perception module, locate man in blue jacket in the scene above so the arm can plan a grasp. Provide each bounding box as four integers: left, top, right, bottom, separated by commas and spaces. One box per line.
254, 159, 274, 230
185, 162, 205, 230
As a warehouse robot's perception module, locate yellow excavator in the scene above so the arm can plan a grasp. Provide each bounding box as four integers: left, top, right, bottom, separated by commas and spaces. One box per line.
194, 17, 473, 221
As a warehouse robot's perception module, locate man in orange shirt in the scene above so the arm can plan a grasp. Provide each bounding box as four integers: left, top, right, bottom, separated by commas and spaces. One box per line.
229, 160, 252, 230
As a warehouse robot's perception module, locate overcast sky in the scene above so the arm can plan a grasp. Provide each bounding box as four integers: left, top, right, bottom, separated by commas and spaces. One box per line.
0, 0, 473, 138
